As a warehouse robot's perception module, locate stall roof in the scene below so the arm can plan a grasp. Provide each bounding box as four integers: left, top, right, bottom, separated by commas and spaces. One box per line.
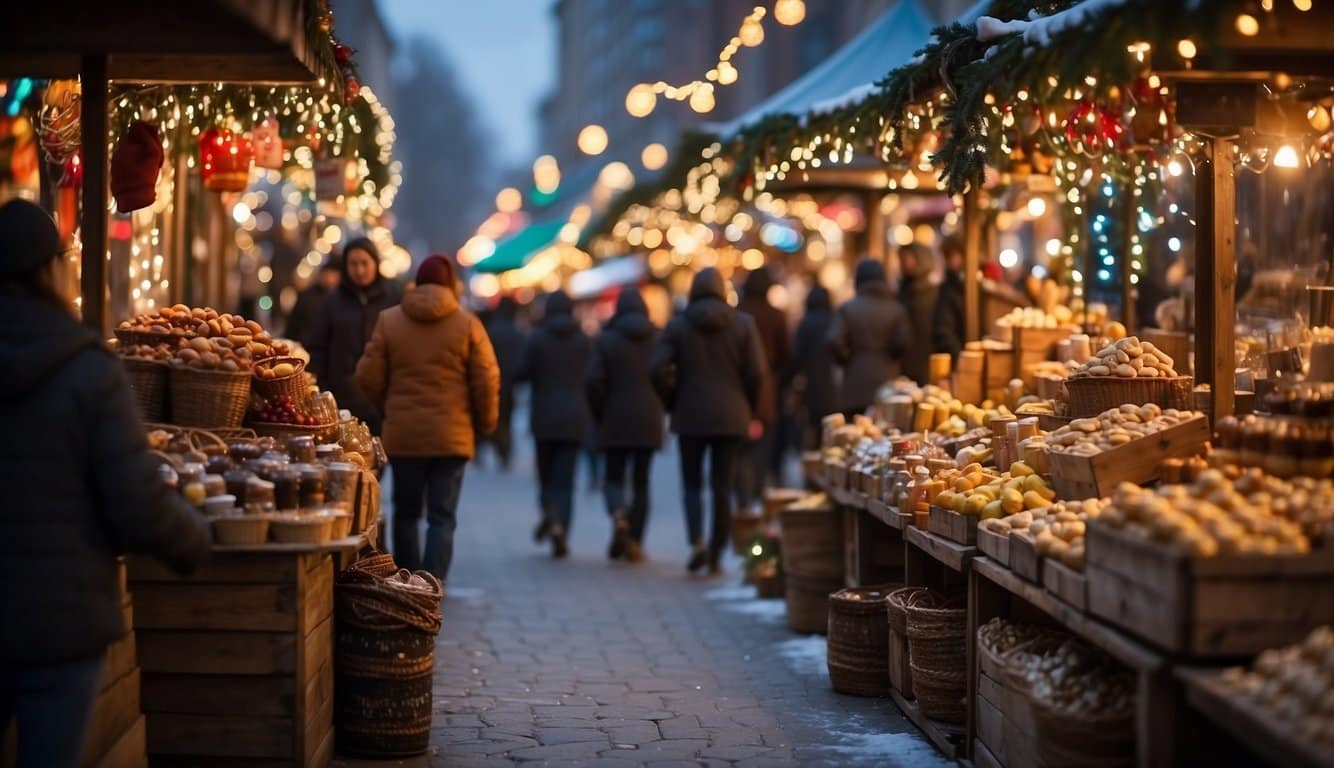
704, 0, 937, 140
473, 219, 568, 275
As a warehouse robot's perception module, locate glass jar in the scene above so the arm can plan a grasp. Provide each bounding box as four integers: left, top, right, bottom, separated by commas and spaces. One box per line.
156, 462, 179, 491
1268, 423, 1302, 479
296, 464, 327, 509
316, 444, 344, 463
203, 473, 227, 498
228, 442, 263, 463
325, 462, 359, 509
906, 465, 933, 517
224, 469, 251, 505
287, 435, 317, 464
245, 477, 275, 514
205, 454, 233, 476
272, 469, 300, 512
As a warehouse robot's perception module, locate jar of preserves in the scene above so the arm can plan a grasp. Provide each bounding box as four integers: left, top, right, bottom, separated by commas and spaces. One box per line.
287, 435, 317, 464
272, 469, 300, 512
245, 477, 275, 514
296, 464, 327, 509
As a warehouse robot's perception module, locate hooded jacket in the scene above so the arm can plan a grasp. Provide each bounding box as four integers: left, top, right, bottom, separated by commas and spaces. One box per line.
586, 290, 664, 450
355, 283, 500, 459
0, 293, 210, 663
829, 260, 909, 412
517, 291, 592, 442
309, 252, 402, 434
737, 268, 790, 424
785, 285, 837, 424
484, 297, 527, 394
651, 268, 768, 437
898, 247, 939, 385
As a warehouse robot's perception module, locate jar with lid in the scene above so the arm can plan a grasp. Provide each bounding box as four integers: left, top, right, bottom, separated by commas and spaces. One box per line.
205, 454, 233, 476
325, 462, 359, 509
896, 455, 926, 515
203, 473, 227, 498
906, 465, 933, 519
156, 462, 179, 491
296, 464, 327, 509
884, 459, 908, 506
272, 469, 300, 512
316, 444, 344, 463
177, 463, 207, 486
224, 469, 251, 505
245, 477, 276, 514
228, 442, 263, 463
287, 435, 317, 463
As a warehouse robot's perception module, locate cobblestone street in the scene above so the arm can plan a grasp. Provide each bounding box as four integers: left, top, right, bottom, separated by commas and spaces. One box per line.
343, 435, 948, 768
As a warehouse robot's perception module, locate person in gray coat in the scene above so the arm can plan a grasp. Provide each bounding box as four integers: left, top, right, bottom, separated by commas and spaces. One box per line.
651, 268, 768, 575
829, 259, 909, 415
0, 200, 211, 768
517, 290, 591, 558
586, 289, 663, 563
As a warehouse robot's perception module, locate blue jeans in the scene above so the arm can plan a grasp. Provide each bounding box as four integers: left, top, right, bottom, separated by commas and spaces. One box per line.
536, 440, 580, 532
391, 457, 466, 581
0, 656, 104, 768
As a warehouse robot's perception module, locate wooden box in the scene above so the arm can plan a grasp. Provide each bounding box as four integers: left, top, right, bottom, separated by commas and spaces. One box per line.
129, 551, 335, 767
888, 625, 913, 699
1009, 531, 1042, 583
976, 669, 1041, 768
954, 350, 985, 404
1042, 558, 1087, 611
1142, 329, 1191, 375
1049, 415, 1210, 500
983, 344, 1015, 392
928, 505, 978, 546
1013, 326, 1073, 385
977, 527, 1010, 567
1087, 521, 1334, 656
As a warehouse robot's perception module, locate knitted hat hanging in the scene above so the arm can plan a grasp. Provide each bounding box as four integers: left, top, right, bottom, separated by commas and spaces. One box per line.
110, 121, 164, 212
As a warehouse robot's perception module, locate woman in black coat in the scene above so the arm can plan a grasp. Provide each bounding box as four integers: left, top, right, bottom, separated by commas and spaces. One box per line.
652, 268, 768, 575
829, 259, 910, 415
785, 284, 837, 449
0, 200, 211, 767
309, 238, 401, 435
932, 237, 967, 362
897, 244, 939, 385
517, 290, 591, 558
586, 289, 663, 563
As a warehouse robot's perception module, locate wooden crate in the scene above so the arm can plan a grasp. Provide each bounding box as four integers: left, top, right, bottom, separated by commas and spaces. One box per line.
1013, 326, 1073, 386
976, 669, 1042, 768
983, 344, 1015, 392
928, 505, 978, 546
977, 527, 1010, 567
1009, 531, 1042, 583
1042, 558, 1087, 612
1049, 415, 1210, 500
1180, 668, 1334, 768
888, 625, 913, 700
1087, 521, 1334, 656
129, 551, 335, 767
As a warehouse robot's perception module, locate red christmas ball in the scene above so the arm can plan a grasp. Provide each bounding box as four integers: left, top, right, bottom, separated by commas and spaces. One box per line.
334, 43, 353, 66
1064, 99, 1123, 156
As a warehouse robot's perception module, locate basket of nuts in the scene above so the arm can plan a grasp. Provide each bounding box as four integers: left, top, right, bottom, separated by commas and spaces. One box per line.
120, 343, 174, 422
253, 356, 307, 402
168, 337, 254, 429
1064, 336, 1192, 417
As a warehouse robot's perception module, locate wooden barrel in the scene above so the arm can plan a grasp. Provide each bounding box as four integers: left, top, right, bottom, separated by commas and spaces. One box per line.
763, 487, 809, 522
779, 500, 844, 634
335, 623, 435, 757
827, 585, 895, 697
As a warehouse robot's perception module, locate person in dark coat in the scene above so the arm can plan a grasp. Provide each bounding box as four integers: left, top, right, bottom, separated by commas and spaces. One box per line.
0, 200, 211, 767
517, 290, 591, 558
897, 244, 938, 385
482, 296, 527, 471
829, 259, 909, 415
785, 284, 837, 450
309, 238, 401, 436
586, 289, 663, 563
284, 255, 341, 346
736, 267, 789, 509
651, 268, 768, 575
932, 237, 967, 362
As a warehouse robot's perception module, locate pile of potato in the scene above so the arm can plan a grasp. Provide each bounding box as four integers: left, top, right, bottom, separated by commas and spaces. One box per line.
1068, 336, 1178, 379
119, 305, 289, 361
978, 617, 1048, 657
933, 460, 1055, 520
1099, 471, 1312, 557
1008, 636, 1135, 719
1045, 404, 1200, 456
121, 343, 172, 361
170, 336, 256, 373
1228, 466, 1334, 545
979, 498, 1107, 570
1221, 626, 1334, 746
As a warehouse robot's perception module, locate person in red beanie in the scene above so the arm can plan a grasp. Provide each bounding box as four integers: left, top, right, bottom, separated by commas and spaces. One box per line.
355, 254, 500, 581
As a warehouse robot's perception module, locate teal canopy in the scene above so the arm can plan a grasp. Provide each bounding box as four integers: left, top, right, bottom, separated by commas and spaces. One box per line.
472, 219, 566, 274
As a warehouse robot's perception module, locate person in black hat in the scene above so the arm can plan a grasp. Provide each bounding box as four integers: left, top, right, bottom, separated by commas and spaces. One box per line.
0, 199, 211, 767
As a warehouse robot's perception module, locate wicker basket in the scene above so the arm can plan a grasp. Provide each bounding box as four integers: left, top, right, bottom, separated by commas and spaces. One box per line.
887, 586, 925, 699
122, 357, 168, 422
252, 356, 308, 402
904, 590, 967, 723
114, 327, 185, 348
248, 419, 339, 443
168, 366, 251, 429
1064, 375, 1193, 418
827, 585, 895, 697
334, 623, 435, 757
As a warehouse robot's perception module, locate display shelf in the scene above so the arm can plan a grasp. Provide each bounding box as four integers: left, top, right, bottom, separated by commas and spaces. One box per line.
866, 497, 899, 528
890, 689, 965, 761
905, 526, 978, 574
1178, 667, 1334, 768
211, 533, 368, 554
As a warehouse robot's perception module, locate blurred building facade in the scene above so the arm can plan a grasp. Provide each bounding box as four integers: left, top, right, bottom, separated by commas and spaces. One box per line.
539, 0, 976, 185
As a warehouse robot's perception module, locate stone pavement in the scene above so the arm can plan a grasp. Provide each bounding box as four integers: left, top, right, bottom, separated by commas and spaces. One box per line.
337, 436, 949, 768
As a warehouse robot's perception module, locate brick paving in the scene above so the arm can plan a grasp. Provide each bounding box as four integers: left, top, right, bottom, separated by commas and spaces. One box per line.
337, 437, 949, 768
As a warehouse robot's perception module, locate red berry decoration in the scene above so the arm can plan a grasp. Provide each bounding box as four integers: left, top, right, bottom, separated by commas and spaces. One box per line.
1064, 99, 1124, 157
334, 43, 353, 66
343, 76, 361, 104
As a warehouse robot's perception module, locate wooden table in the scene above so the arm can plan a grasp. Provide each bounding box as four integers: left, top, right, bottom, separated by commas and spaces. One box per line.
1178, 667, 1334, 768
128, 536, 364, 767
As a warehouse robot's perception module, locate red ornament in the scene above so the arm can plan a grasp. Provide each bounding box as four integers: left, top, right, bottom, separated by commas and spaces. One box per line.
111, 121, 164, 211
199, 127, 254, 192
334, 43, 353, 66
343, 76, 361, 104
58, 149, 82, 188
1064, 99, 1123, 156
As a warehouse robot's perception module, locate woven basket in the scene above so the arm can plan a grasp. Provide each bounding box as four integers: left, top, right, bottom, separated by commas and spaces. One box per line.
904, 590, 967, 722
887, 586, 925, 636
335, 622, 435, 758
783, 572, 842, 634
827, 585, 895, 697
1064, 375, 1193, 418
252, 356, 308, 402
122, 357, 168, 422
114, 327, 184, 348
248, 419, 339, 443
168, 366, 251, 429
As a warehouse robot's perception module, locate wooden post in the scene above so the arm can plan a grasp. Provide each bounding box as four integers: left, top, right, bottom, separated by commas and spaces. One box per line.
963, 186, 982, 341
1122, 193, 1137, 334
79, 53, 108, 333
1194, 138, 1237, 420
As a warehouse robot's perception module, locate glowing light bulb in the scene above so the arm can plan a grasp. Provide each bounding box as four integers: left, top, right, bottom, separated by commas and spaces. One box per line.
1177, 39, 1197, 60
1235, 13, 1259, 35
641, 143, 669, 171
1026, 197, 1047, 217
716, 62, 738, 86
495, 187, 522, 213
739, 17, 765, 47
774, 0, 805, 26
577, 124, 608, 156
689, 84, 716, 114
625, 83, 657, 118
1274, 144, 1300, 168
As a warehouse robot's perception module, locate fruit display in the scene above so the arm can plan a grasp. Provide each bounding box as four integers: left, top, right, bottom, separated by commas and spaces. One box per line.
994, 305, 1078, 331
1045, 404, 1202, 456
117, 304, 289, 360
1098, 471, 1313, 557
977, 617, 1050, 657
169, 335, 255, 373
931, 460, 1055, 520
978, 498, 1107, 570
1067, 336, 1179, 379
256, 358, 300, 381
1224, 466, 1334, 544
254, 394, 322, 426
1219, 626, 1334, 746
821, 413, 884, 462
